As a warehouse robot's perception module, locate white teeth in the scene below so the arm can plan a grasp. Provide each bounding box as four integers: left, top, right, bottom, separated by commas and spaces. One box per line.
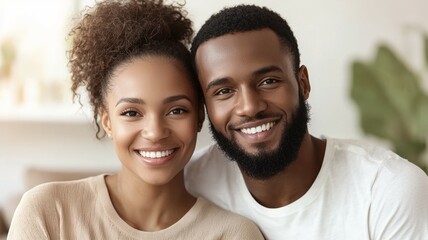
139, 149, 174, 159
240, 122, 275, 135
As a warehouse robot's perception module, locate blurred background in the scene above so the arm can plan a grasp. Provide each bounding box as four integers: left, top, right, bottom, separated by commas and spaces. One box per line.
1, 0, 427, 206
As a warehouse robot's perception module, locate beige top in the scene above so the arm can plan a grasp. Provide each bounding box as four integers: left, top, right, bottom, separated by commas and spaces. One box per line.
8, 175, 264, 240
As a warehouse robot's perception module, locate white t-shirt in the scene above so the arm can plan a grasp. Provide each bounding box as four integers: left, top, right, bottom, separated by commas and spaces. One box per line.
185, 138, 428, 240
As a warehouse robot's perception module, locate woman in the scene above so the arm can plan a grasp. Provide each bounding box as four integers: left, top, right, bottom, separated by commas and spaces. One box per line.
7, 0, 264, 239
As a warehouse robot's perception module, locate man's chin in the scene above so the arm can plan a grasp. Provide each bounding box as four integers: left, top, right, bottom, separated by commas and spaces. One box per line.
235, 139, 281, 155
232, 141, 258, 155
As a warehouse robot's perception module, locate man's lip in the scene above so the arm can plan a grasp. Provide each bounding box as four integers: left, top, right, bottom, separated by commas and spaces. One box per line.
233, 118, 280, 130
239, 121, 276, 135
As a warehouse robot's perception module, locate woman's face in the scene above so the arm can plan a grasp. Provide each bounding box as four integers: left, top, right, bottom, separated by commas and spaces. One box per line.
101, 55, 201, 186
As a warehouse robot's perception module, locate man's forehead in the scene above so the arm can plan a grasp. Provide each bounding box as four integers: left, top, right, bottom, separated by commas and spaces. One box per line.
195, 29, 287, 78
196, 28, 280, 55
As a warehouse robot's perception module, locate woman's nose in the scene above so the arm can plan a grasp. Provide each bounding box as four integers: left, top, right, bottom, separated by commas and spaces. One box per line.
140, 116, 169, 142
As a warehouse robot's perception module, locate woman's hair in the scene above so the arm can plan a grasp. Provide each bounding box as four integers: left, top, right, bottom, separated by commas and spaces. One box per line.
68, 0, 200, 139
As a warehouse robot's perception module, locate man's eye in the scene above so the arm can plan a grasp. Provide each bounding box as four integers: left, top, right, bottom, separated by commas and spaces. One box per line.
260, 78, 278, 85
215, 88, 233, 95
168, 108, 187, 115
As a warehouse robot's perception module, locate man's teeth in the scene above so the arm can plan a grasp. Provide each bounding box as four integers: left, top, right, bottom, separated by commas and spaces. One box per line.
240, 122, 275, 134
139, 150, 174, 158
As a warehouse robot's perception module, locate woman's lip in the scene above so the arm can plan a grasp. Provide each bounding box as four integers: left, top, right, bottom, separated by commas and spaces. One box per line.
135, 146, 176, 152
137, 149, 175, 158
135, 149, 177, 166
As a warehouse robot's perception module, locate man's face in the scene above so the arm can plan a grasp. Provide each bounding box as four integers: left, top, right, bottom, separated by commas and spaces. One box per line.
195, 29, 311, 179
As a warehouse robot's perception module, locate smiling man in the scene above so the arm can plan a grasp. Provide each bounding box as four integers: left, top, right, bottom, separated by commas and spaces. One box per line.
184, 4, 428, 240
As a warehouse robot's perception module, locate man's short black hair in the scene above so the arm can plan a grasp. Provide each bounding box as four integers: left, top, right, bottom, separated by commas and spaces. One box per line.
191, 4, 301, 73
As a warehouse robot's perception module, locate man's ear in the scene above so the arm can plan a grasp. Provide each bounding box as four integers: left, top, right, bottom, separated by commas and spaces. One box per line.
298, 65, 311, 100
100, 107, 112, 138
197, 104, 205, 132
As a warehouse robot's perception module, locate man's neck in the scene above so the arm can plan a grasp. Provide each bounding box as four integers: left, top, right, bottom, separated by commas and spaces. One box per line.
241, 134, 326, 208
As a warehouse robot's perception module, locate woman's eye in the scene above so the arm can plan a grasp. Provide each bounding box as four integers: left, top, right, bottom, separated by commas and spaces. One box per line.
168, 108, 187, 115
121, 110, 139, 117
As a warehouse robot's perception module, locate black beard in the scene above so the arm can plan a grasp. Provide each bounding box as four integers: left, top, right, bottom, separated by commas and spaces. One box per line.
209, 93, 310, 180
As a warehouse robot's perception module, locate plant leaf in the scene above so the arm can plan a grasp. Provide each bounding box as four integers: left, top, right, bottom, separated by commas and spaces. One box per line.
424, 34, 428, 68
350, 44, 428, 166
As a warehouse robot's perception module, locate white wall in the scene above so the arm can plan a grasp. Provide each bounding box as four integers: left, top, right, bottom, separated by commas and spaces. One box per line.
1, 0, 428, 204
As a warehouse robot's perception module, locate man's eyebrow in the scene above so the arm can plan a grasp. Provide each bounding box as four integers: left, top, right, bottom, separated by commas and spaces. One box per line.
252, 65, 283, 77
115, 97, 145, 107
205, 77, 230, 93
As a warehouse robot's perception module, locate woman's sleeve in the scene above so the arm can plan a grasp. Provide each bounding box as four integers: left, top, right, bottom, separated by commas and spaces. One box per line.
7, 186, 57, 240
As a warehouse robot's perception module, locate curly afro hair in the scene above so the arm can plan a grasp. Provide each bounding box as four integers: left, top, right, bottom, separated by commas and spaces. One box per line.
68, 0, 200, 139
191, 4, 300, 74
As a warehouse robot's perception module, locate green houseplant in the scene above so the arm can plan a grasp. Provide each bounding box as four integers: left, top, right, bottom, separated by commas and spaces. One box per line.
350, 35, 428, 173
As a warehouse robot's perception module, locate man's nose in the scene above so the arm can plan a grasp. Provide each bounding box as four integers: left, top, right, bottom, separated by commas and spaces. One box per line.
234, 88, 267, 117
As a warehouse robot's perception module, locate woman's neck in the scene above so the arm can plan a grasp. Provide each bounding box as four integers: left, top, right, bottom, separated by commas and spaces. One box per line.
105, 170, 196, 231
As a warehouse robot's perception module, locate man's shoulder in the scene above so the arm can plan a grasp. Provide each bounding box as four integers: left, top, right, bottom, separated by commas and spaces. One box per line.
331, 139, 428, 239
185, 144, 241, 206
186, 144, 230, 172
190, 144, 225, 160
327, 138, 428, 196
327, 138, 411, 168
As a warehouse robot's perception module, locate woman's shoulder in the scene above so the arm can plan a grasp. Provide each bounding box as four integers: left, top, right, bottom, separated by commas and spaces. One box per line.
21, 174, 104, 205
194, 198, 265, 239
8, 175, 108, 239
197, 197, 250, 222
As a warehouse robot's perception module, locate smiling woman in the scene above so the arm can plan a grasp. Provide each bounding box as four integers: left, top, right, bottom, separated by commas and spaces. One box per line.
6, 0, 264, 239
100, 56, 200, 186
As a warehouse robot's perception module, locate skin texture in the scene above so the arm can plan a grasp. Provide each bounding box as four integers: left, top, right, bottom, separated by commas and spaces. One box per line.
100, 55, 202, 230
195, 28, 326, 208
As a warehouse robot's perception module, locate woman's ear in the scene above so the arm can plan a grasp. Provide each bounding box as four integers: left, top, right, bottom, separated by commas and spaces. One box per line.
100, 107, 112, 138
197, 104, 205, 132
298, 65, 311, 100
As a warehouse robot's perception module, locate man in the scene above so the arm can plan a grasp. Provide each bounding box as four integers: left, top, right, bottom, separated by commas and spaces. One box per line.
185, 4, 428, 239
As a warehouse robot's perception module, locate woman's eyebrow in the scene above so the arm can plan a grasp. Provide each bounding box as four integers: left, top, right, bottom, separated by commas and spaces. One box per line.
115, 95, 191, 107
115, 97, 145, 107
163, 95, 191, 104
